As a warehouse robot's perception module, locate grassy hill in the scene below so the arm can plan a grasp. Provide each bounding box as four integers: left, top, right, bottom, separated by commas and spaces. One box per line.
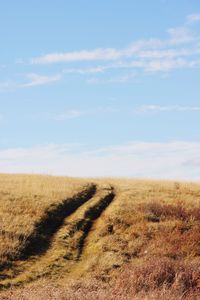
0, 174, 200, 299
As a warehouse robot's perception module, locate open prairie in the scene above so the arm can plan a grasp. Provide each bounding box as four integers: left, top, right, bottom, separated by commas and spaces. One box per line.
0, 174, 200, 299
2, 0, 200, 299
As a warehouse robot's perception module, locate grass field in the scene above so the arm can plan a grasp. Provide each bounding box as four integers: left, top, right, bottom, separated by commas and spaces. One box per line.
0, 174, 200, 299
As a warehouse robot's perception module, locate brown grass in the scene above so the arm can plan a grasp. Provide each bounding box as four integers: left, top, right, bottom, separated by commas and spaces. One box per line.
0, 174, 200, 299
0, 174, 89, 267
1, 259, 200, 299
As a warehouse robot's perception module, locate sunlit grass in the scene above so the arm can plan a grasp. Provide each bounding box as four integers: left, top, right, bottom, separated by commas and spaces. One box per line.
0, 174, 88, 265
0, 174, 200, 299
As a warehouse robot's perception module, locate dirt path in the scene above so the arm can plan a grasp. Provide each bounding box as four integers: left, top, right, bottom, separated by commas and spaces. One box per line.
0, 184, 115, 288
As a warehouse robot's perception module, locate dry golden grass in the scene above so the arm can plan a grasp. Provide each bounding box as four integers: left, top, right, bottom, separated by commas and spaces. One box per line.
0, 174, 200, 299
74, 179, 200, 278
0, 174, 90, 267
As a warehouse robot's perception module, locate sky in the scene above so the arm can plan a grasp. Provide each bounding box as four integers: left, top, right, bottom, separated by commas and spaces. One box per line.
1, 0, 200, 180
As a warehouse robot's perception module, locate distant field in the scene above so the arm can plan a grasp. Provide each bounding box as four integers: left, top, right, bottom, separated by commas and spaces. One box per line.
0, 174, 200, 299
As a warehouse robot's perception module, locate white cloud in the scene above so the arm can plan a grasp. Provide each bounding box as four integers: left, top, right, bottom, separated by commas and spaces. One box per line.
0, 73, 62, 92
4, 12, 200, 85
29, 44, 156, 65
32, 41, 166, 64
138, 47, 200, 59
0, 142, 200, 180
144, 58, 187, 72
136, 105, 200, 113
61, 47, 200, 76
31, 16, 198, 66
46, 107, 115, 120
31, 48, 123, 64
63, 66, 108, 74
50, 110, 84, 121
20, 73, 61, 87
47, 105, 200, 116
187, 14, 200, 25
106, 73, 135, 83
87, 72, 136, 84
167, 27, 195, 44
54, 23, 200, 76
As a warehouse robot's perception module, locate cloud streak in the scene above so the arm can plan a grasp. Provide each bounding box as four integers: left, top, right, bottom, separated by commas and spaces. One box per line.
0, 73, 62, 91
50, 110, 84, 121
31, 48, 124, 64
31, 14, 199, 68
1, 142, 200, 180
136, 105, 200, 113
186, 14, 200, 25
20, 73, 61, 87
1, 12, 199, 92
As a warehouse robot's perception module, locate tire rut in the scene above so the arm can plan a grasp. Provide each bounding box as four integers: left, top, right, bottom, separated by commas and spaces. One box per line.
0, 185, 115, 288
21, 184, 96, 259
62, 186, 115, 261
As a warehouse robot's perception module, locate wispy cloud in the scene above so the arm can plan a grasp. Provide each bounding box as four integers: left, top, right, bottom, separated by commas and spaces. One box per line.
43, 106, 115, 121
25, 12, 200, 85
186, 14, 200, 25
3, 12, 199, 89
136, 105, 200, 113
87, 72, 136, 84
1, 142, 200, 180
20, 73, 61, 87
31, 14, 199, 67
31, 48, 124, 64
50, 110, 84, 121
143, 58, 188, 72
167, 26, 196, 44
0, 73, 62, 92
46, 105, 200, 119
63, 66, 107, 74
64, 56, 200, 79
138, 47, 200, 59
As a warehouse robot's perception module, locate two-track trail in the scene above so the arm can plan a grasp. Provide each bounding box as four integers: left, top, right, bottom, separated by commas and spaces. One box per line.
0, 184, 115, 288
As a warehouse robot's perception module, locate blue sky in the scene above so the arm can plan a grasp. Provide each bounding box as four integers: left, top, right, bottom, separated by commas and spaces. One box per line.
1, 0, 200, 179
